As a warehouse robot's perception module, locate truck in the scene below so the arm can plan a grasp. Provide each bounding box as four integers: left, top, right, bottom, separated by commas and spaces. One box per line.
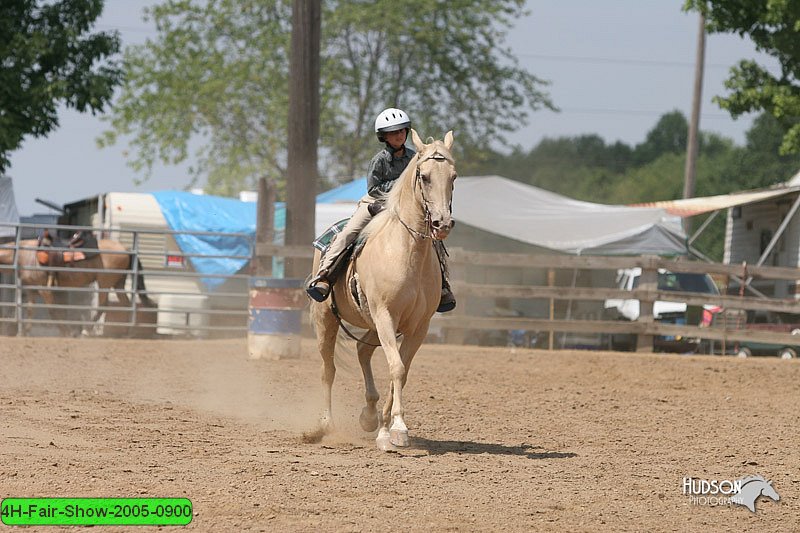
604, 267, 722, 353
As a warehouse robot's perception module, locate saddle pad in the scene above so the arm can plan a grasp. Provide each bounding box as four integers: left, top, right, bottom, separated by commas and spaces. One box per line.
313, 218, 350, 252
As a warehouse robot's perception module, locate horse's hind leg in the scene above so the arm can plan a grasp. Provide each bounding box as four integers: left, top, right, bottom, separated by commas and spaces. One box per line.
87, 276, 127, 336
303, 301, 339, 442
39, 289, 72, 337
357, 330, 380, 432
20, 289, 35, 337
112, 273, 131, 307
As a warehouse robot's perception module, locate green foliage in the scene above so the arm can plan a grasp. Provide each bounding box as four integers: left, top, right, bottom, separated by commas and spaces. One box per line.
101, 0, 553, 196
608, 153, 686, 205
98, 0, 292, 197
0, 0, 121, 172
633, 110, 688, 165
684, 0, 800, 154
459, 134, 637, 201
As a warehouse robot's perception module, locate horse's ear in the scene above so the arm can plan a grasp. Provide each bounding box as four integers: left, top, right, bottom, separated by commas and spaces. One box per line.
410, 128, 424, 152
444, 130, 454, 150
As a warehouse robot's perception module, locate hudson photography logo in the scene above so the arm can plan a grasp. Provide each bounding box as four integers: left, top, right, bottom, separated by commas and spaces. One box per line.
682, 475, 780, 512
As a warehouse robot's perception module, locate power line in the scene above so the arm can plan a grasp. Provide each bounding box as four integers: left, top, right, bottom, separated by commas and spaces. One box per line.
556, 107, 732, 119
96, 24, 155, 34
95, 26, 749, 71
515, 52, 735, 69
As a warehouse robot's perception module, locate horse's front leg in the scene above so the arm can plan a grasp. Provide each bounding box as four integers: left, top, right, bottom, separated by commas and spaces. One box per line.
377, 321, 429, 451
374, 312, 413, 450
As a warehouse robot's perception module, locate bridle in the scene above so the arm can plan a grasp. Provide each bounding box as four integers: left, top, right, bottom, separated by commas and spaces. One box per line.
395, 151, 452, 240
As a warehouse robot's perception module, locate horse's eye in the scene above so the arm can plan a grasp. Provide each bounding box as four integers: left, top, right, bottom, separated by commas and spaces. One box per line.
420, 173, 430, 183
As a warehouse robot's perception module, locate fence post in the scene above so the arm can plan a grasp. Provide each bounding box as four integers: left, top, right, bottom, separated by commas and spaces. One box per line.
547, 268, 556, 350
253, 177, 275, 276
13, 225, 23, 337
248, 178, 305, 359
130, 231, 139, 331
636, 256, 657, 352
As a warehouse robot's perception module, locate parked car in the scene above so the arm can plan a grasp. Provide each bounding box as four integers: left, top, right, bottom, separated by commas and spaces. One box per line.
735, 320, 800, 359
604, 267, 721, 352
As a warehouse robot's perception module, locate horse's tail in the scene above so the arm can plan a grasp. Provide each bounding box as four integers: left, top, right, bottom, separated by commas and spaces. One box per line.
132, 258, 156, 308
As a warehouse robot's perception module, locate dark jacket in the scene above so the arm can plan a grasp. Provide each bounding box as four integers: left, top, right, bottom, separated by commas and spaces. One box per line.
366, 145, 416, 198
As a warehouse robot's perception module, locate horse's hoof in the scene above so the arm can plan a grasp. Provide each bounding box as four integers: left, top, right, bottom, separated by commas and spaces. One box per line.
390, 428, 409, 447
359, 407, 379, 432
376, 428, 396, 452
302, 419, 332, 443
302, 426, 326, 444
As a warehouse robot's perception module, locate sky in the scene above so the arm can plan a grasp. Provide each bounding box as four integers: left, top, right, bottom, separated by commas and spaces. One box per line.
7, 0, 780, 216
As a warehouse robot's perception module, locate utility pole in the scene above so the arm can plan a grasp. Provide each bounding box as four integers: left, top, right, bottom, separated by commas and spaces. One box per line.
285, 0, 321, 277
683, 13, 706, 233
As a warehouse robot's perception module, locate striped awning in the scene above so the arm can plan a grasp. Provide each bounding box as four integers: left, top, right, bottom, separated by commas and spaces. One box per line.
631, 185, 800, 217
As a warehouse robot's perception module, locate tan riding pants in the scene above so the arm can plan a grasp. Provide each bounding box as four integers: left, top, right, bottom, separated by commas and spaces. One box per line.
317, 194, 374, 274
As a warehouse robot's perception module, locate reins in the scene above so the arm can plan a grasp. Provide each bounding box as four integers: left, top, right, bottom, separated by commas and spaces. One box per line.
329, 287, 400, 347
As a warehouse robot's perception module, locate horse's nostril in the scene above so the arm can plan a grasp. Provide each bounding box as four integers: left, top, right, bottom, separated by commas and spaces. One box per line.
431, 220, 441, 228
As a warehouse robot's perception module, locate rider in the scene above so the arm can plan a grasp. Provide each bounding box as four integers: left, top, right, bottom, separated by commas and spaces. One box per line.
306, 107, 456, 313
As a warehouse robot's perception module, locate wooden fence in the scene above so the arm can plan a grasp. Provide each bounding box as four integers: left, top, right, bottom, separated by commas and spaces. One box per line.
255, 243, 800, 353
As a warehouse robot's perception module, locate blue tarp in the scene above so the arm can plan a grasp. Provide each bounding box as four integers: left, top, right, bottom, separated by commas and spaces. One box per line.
316, 177, 366, 203
152, 180, 365, 286
152, 191, 285, 288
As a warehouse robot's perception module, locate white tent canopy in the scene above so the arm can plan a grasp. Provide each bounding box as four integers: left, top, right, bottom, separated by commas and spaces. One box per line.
0, 177, 20, 238
453, 176, 687, 256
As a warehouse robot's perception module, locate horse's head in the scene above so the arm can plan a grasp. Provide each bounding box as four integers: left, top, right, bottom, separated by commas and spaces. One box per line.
761, 481, 780, 502
410, 129, 457, 241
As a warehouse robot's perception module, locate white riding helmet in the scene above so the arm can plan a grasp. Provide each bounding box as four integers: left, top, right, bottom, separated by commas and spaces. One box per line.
374, 107, 411, 142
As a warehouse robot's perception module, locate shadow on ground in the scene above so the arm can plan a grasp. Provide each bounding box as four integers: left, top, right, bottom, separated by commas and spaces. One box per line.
411, 437, 577, 460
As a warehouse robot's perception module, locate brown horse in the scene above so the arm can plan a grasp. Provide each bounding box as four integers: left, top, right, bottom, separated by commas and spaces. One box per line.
0, 238, 154, 336
308, 129, 457, 451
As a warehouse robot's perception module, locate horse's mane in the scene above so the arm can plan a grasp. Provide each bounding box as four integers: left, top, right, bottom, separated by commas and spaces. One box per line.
360, 139, 454, 241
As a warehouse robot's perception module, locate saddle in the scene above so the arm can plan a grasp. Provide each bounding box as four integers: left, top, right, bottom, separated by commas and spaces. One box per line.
36, 230, 99, 267
313, 218, 368, 305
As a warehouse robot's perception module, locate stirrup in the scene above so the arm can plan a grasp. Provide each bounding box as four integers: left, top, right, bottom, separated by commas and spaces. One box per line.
307, 276, 331, 302
437, 289, 456, 313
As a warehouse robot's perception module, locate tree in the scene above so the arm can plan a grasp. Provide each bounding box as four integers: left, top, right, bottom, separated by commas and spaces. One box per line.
709, 112, 800, 192
99, 0, 553, 196
633, 110, 689, 165
0, 0, 121, 173
684, 0, 800, 154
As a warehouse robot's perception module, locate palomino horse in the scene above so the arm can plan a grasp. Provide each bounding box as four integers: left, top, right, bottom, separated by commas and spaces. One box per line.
0, 238, 154, 335
309, 129, 457, 451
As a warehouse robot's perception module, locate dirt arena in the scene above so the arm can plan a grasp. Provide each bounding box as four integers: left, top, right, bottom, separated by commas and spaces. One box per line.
1, 336, 798, 531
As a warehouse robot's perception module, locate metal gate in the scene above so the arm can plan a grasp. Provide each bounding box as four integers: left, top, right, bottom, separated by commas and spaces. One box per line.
0, 222, 254, 338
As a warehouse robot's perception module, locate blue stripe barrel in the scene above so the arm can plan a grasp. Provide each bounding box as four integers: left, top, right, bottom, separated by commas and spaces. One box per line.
248, 277, 306, 359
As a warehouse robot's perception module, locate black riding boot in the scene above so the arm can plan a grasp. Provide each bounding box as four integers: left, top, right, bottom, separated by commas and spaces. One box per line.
437, 277, 456, 313
306, 271, 331, 302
